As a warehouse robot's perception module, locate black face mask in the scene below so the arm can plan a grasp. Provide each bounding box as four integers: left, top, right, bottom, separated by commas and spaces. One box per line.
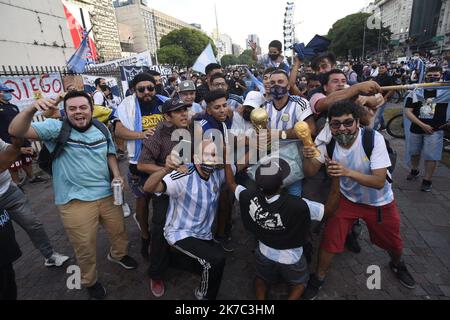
426, 77, 441, 83
155, 84, 163, 94
269, 54, 279, 61
99, 84, 108, 91
242, 107, 253, 121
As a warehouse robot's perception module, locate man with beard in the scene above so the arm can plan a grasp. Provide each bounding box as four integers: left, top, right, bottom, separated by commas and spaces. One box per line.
115, 73, 164, 259
143, 139, 239, 300
137, 98, 191, 297
263, 69, 315, 197
301, 100, 416, 300
9, 91, 137, 299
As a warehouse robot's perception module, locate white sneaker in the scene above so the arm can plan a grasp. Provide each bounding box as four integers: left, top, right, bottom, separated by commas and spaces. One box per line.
44, 252, 69, 267
122, 203, 131, 218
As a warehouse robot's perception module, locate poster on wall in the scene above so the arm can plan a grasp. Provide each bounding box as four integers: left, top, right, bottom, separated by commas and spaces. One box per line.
0, 73, 64, 111
120, 66, 150, 96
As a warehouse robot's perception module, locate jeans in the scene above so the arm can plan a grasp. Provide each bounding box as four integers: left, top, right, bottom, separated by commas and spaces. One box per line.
0, 263, 17, 300
0, 183, 53, 259
374, 102, 387, 130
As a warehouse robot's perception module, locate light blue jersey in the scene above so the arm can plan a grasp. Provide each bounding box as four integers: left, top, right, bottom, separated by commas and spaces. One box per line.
32, 119, 116, 205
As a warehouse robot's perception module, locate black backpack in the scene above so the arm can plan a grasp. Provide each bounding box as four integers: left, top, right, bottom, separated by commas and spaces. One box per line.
38, 119, 111, 175
326, 128, 396, 183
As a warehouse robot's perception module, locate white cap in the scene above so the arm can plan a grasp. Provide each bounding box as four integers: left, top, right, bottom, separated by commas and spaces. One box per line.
243, 91, 265, 109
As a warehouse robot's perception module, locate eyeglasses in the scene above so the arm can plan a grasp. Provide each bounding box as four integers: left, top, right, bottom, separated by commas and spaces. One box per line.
136, 86, 155, 93
329, 118, 355, 129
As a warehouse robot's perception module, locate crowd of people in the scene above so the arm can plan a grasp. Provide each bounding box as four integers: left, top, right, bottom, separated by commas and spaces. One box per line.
1, 38, 449, 301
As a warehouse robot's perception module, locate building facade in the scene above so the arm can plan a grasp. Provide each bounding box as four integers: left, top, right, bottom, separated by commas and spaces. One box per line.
114, 0, 194, 63
232, 43, 243, 56
437, 0, 450, 50
377, 0, 413, 43
246, 34, 261, 54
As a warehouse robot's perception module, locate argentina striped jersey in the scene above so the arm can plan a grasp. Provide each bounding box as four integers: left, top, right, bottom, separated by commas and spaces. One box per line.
264, 95, 313, 130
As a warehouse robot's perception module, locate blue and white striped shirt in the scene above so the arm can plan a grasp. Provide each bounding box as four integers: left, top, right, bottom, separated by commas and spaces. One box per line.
264, 95, 313, 131
163, 165, 235, 245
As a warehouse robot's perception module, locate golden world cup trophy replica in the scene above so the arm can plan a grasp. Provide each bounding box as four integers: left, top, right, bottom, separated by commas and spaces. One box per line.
294, 121, 321, 158
251, 108, 271, 153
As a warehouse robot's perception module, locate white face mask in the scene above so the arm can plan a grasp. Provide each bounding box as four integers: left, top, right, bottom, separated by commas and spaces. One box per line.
343, 66, 349, 73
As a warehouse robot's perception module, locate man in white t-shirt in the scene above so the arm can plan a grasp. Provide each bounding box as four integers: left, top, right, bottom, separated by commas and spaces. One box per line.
93, 78, 107, 106
301, 100, 416, 300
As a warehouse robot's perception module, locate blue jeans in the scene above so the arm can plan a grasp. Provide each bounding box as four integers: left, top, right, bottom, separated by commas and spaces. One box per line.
0, 183, 54, 259
374, 103, 387, 130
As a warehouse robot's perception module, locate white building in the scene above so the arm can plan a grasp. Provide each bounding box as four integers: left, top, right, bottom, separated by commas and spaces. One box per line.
0, 0, 75, 67
246, 34, 261, 54
437, 0, 450, 50
378, 0, 413, 43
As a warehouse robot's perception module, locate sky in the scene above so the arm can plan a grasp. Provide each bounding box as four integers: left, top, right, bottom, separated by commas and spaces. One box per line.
148, 0, 372, 53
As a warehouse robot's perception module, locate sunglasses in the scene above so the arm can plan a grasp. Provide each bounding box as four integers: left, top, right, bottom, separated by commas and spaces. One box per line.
136, 86, 155, 93
329, 118, 355, 129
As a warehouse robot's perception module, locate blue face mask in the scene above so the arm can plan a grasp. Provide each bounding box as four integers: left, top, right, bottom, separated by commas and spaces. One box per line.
2, 92, 12, 102
270, 85, 288, 100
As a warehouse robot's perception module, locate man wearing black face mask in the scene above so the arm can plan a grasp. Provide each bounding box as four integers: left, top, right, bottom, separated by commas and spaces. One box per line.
148, 70, 170, 97
405, 67, 450, 192
9, 91, 138, 299
93, 78, 107, 107
301, 100, 416, 300
251, 40, 290, 73
228, 70, 247, 96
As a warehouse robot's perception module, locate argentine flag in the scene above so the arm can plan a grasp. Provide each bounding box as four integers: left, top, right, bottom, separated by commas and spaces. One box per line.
192, 43, 217, 74
67, 36, 90, 73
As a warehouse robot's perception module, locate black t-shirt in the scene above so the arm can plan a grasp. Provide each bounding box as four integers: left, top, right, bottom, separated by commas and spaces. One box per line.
228, 79, 246, 96
405, 90, 449, 134
238, 187, 311, 250
0, 209, 22, 266
0, 103, 31, 147
374, 73, 395, 87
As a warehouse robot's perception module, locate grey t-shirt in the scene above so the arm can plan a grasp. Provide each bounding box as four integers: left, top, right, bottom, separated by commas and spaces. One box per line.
0, 139, 12, 196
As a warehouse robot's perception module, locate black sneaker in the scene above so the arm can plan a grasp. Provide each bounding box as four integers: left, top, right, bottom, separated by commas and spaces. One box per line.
345, 232, 361, 253
420, 180, 432, 192
406, 169, 420, 181
302, 274, 324, 300
87, 282, 107, 300
107, 253, 138, 270
141, 237, 150, 260
390, 261, 416, 289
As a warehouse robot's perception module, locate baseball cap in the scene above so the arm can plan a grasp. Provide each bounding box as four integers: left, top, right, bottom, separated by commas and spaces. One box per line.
243, 91, 265, 109
178, 80, 196, 92
0, 84, 14, 92
255, 158, 291, 195
161, 98, 191, 113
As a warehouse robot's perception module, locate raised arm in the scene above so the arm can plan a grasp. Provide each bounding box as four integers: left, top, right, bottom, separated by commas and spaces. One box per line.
289, 56, 303, 96
9, 98, 58, 140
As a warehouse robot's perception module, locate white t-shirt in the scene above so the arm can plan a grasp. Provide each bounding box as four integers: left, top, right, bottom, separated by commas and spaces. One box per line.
93, 91, 106, 106
0, 139, 12, 196
264, 96, 313, 131
316, 128, 394, 206
230, 111, 255, 137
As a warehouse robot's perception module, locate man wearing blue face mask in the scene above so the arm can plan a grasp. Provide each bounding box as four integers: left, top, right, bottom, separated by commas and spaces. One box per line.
262, 70, 316, 197
0, 84, 46, 186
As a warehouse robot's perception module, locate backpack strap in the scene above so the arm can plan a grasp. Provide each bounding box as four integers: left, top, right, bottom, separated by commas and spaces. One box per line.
362, 128, 375, 160
326, 137, 336, 159
92, 119, 113, 154
50, 119, 72, 160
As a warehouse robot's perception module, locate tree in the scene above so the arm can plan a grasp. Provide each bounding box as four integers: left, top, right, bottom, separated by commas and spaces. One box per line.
238, 49, 254, 65
158, 28, 217, 67
157, 44, 188, 67
327, 13, 392, 59
221, 54, 239, 67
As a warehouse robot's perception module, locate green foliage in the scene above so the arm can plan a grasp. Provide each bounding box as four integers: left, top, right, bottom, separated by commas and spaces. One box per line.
327, 13, 392, 59
158, 28, 217, 67
221, 54, 239, 66
238, 49, 254, 65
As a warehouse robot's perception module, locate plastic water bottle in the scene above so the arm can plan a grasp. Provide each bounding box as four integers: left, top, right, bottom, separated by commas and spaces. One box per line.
112, 179, 123, 206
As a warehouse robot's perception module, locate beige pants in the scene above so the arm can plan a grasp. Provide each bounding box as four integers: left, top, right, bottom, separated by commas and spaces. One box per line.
58, 195, 129, 287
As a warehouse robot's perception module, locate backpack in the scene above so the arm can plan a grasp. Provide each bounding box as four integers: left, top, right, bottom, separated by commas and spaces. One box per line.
326, 128, 396, 183
38, 118, 111, 175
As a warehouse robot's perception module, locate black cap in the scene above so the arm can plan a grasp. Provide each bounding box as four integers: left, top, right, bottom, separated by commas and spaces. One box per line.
161, 98, 191, 113
255, 158, 291, 195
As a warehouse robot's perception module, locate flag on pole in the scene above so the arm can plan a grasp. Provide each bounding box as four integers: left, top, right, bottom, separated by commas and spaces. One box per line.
192, 43, 217, 74
67, 33, 90, 73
